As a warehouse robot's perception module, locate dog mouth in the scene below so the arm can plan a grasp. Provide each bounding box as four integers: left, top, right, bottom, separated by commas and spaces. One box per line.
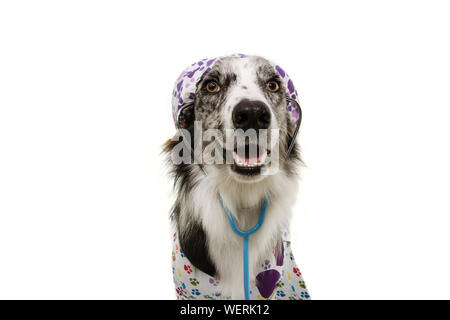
231, 144, 269, 176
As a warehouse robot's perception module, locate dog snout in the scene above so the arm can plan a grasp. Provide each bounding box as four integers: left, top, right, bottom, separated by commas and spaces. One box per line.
232, 99, 271, 131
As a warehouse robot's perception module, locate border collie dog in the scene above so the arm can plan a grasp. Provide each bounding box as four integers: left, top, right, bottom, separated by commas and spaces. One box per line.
164, 55, 310, 300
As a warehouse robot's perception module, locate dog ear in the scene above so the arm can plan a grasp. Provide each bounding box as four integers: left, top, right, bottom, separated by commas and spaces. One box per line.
163, 103, 195, 154
177, 104, 195, 130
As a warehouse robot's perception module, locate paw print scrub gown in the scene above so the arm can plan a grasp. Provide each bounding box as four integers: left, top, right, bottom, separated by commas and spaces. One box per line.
171, 226, 310, 300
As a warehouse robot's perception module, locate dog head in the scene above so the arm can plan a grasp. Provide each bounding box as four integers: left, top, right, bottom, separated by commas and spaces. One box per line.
167, 55, 301, 184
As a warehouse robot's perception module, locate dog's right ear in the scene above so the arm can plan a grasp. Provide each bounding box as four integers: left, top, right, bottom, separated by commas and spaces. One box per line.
163, 105, 194, 153
163, 103, 195, 154
177, 103, 195, 130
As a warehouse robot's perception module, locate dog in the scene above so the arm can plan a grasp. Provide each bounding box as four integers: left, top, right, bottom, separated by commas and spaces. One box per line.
164, 54, 310, 300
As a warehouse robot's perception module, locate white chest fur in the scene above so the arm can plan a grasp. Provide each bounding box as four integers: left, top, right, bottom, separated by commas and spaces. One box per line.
181, 166, 299, 299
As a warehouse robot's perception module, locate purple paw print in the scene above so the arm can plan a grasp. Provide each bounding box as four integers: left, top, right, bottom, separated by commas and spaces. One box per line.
176, 286, 186, 296
209, 278, 219, 286
261, 260, 271, 270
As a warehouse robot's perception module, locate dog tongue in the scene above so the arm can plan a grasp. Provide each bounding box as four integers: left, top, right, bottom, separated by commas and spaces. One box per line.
236, 152, 260, 164
246, 155, 260, 164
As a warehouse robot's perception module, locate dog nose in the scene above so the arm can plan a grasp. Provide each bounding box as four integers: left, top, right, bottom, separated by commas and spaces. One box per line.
232, 99, 271, 131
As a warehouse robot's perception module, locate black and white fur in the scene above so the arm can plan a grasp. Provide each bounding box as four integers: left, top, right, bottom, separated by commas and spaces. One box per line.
165, 56, 301, 299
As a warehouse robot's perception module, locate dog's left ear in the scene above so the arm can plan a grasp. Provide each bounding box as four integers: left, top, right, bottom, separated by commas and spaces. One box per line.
286, 98, 302, 131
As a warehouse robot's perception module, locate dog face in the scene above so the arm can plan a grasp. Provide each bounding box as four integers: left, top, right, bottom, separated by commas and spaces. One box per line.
193, 56, 295, 183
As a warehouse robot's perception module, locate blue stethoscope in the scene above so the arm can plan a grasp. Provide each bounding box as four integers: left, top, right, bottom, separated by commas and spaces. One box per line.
219, 196, 270, 300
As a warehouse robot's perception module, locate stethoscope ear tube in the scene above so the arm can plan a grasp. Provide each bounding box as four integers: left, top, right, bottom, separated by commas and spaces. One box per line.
285, 98, 302, 159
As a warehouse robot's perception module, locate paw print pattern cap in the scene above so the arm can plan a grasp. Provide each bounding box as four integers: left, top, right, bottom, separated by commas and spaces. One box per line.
171, 54, 301, 130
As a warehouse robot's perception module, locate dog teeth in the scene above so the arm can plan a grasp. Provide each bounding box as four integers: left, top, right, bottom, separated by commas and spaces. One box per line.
233, 150, 267, 167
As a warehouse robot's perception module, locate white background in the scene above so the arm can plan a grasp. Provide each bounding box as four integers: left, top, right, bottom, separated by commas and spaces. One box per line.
1, 0, 449, 299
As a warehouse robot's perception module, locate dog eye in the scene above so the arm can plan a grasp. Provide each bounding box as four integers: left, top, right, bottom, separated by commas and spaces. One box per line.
266, 80, 279, 92
205, 81, 220, 93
